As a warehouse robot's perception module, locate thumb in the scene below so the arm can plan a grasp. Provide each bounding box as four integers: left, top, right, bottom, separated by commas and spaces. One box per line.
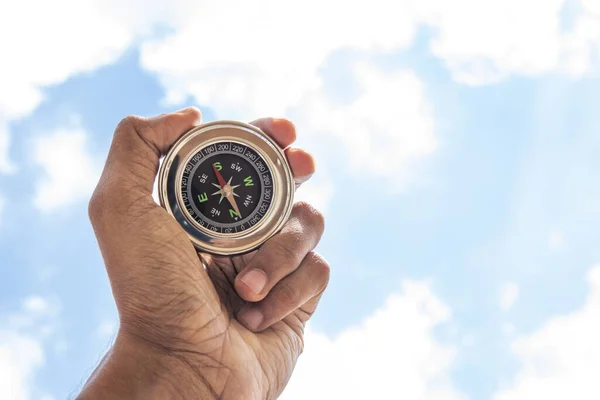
89, 108, 227, 335
89, 107, 202, 257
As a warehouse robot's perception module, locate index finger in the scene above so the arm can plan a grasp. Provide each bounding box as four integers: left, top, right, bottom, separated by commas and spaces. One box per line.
250, 118, 297, 149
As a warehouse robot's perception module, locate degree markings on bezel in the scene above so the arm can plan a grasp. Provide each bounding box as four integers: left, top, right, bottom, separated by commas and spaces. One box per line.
180, 140, 274, 235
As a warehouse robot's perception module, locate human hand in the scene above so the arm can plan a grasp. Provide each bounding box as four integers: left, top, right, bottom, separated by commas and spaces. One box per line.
79, 108, 329, 400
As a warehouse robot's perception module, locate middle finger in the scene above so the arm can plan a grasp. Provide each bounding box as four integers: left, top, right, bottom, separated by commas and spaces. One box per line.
233, 202, 325, 303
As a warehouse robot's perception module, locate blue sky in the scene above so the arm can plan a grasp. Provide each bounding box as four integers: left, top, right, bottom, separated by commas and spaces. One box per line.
1, 1, 600, 399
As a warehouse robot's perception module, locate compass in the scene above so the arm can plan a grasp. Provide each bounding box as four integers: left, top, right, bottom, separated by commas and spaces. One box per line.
158, 120, 295, 255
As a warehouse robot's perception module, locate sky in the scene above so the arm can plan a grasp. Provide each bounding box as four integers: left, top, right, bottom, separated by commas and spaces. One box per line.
1, 0, 600, 399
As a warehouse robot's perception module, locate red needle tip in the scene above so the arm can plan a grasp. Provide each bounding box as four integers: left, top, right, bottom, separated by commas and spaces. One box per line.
213, 164, 227, 188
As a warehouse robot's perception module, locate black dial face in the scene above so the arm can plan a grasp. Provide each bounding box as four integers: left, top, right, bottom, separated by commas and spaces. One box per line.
180, 141, 274, 234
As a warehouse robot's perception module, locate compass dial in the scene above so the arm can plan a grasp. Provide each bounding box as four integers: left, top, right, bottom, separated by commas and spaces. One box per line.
158, 120, 294, 255
181, 141, 274, 234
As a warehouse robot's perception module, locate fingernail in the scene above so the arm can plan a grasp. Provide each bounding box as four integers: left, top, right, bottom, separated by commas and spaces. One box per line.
294, 173, 314, 185
240, 269, 267, 295
239, 308, 264, 331
175, 106, 197, 114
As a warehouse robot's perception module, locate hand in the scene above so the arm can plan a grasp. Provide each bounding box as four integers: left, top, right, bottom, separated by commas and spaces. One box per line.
79, 108, 329, 400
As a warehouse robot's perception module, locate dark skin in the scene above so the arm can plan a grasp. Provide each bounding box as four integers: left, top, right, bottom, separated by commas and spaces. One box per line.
79, 108, 330, 399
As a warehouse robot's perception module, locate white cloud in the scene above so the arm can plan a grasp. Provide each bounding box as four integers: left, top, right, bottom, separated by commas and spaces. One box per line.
566, 0, 600, 74
32, 127, 101, 212
297, 62, 438, 189
2, 0, 598, 193
139, 0, 419, 119
0, 0, 139, 120
0, 124, 15, 174
133, 1, 598, 193
418, 0, 600, 84
0, 0, 207, 178
281, 281, 465, 400
0, 0, 597, 134
0, 0, 147, 176
138, 4, 438, 188
2, 0, 591, 125
0, 296, 56, 400
500, 283, 520, 311
418, 0, 565, 84
495, 265, 600, 400
138, 0, 600, 110
294, 179, 334, 214
23, 297, 49, 314
0, 333, 44, 400
548, 230, 565, 250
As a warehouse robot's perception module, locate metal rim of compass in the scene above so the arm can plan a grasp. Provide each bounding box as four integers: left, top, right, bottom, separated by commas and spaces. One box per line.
157, 120, 295, 256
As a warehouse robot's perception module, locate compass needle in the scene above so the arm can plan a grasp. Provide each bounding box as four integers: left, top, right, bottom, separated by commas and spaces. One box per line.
226, 192, 242, 219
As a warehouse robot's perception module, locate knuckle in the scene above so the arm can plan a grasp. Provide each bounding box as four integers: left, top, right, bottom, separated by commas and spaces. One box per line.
293, 201, 325, 233
277, 281, 301, 307
114, 115, 160, 162
88, 178, 150, 224
269, 239, 301, 267
115, 115, 156, 149
88, 187, 107, 223
115, 115, 144, 135
308, 252, 331, 288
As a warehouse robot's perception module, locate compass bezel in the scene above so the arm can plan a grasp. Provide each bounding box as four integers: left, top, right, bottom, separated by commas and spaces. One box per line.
177, 137, 272, 237
158, 120, 294, 256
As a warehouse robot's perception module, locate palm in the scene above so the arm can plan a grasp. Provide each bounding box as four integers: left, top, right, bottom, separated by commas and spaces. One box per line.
205, 254, 304, 398
122, 199, 303, 398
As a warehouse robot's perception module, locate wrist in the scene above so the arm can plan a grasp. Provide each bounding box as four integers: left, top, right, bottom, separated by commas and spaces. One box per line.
78, 331, 218, 400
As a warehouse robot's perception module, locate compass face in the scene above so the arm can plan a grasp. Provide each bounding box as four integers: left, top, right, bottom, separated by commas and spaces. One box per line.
180, 141, 274, 234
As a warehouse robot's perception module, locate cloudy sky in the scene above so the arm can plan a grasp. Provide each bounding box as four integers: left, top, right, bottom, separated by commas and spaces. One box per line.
1, 0, 600, 399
